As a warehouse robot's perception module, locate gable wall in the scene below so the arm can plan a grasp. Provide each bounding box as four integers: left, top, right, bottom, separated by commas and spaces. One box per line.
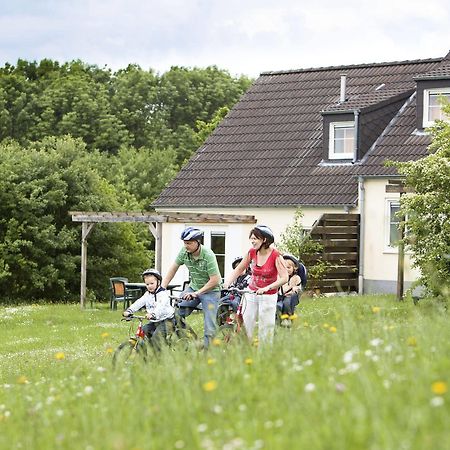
362, 178, 420, 293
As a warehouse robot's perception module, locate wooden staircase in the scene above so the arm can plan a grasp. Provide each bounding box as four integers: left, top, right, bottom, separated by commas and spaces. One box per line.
304, 213, 360, 294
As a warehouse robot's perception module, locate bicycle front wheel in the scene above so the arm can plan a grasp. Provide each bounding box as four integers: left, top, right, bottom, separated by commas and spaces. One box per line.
112, 338, 148, 369
215, 323, 243, 345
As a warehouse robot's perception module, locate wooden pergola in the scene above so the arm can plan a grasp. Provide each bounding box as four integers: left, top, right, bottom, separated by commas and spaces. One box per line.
70, 211, 256, 307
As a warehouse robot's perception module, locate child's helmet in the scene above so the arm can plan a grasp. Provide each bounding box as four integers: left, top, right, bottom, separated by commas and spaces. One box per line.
141, 268, 162, 281
180, 227, 204, 242
232, 256, 243, 269
283, 253, 300, 267
254, 225, 274, 245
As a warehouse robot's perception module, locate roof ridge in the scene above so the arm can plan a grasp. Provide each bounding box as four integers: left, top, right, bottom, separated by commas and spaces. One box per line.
260, 56, 443, 76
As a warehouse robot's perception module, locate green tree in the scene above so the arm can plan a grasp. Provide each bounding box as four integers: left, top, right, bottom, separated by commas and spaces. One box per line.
394, 108, 450, 299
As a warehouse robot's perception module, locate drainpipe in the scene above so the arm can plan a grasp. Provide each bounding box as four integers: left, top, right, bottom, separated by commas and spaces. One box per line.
358, 176, 365, 294
353, 110, 359, 163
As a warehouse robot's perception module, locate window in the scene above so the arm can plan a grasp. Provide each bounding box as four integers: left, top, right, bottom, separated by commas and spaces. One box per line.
329, 121, 355, 159
210, 231, 226, 278
423, 88, 450, 127
386, 200, 402, 249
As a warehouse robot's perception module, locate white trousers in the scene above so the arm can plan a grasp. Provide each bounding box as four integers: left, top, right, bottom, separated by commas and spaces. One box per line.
242, 292, 277, 344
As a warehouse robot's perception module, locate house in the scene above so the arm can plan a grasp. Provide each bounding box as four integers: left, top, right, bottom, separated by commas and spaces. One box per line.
153, 51, 450, 294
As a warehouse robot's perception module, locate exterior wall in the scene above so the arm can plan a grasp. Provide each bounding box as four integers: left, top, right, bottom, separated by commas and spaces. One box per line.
156, 205, 347, 285
361, 178, 420, 294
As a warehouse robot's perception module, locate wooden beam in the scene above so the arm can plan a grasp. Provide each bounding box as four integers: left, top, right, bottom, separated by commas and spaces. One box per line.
70, 211, 167, 223
80, 222, 95, 309
385, 185, 415, 194
164, 212, 256, 223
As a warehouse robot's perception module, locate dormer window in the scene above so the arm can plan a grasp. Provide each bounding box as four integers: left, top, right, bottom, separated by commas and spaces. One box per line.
328, 121, 355, 159
423, 87, 450, 127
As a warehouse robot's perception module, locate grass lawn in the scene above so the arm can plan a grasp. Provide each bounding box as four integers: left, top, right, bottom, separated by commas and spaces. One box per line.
0, 295, 448, 450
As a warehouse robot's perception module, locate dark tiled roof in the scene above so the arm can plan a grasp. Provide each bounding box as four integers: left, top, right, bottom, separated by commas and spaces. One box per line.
414, 62, 450, 80
154, 55, 447, 208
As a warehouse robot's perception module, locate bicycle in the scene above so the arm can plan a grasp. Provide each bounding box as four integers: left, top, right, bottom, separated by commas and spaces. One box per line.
215, 288, 252, 345
112, 301, 198, 368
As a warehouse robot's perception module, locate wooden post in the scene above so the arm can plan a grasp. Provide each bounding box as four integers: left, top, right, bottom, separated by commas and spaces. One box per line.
396, 211, 405, 301
80, 222, 95, 308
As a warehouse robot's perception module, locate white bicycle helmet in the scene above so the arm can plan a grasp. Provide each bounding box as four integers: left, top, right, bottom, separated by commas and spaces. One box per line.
141, 268, 162, 281
180, 227, 204, 242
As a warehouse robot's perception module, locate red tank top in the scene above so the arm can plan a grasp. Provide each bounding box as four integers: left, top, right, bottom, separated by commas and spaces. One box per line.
248, 248, 280, 295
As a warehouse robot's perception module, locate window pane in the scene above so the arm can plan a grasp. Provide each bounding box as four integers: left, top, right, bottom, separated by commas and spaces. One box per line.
333, 125, 354, 155
428, 93, 450, 122
211, 232, 225, 254
216, 255, 225, 278
389, 203, 400, 246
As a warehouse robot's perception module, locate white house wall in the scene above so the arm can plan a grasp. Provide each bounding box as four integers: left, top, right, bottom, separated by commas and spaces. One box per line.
361, 178, 420, 294
157, 206, 347, 285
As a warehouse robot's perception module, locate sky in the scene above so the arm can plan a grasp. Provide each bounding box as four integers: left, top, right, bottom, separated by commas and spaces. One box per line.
1, 0, 449, 78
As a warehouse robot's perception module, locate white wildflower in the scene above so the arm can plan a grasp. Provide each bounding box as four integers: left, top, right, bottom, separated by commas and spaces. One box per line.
304, 383, 316, 392
430, 397, 444, 407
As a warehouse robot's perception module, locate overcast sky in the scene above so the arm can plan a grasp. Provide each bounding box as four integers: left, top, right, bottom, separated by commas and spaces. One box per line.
1, 0, 449, 77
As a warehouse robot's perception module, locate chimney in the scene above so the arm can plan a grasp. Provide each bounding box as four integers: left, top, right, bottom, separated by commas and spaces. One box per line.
340, 74, 347, 103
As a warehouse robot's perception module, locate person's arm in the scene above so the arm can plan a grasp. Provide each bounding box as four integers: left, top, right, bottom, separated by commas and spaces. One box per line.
123, 295, 146, 316
255, 254, 288, 295
223, 254, 251, 289
161, 262, 180, 289
289, 274, 302, 293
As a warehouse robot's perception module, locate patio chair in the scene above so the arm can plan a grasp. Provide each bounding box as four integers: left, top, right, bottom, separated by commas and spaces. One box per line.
109, 277, 142, 310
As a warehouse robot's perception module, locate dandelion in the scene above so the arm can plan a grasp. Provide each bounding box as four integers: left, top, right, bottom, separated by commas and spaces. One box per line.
329, 326, 337, 333
303, 321, 309, 327
431, 381, 448, 395
323, 323, 329, 329
202, 380, 217, 392
211, 338, 222, 346
430, 396, 444, 407
101, 332, 110, 339
407, 336, 417, 347
244, 358, 253, 365
17, 376, 29, 385
106, 347, 113, 354
207, 358, 216, 365
54, 352, 65, 360
304, 383, 316, 392
372, 306, 381, 313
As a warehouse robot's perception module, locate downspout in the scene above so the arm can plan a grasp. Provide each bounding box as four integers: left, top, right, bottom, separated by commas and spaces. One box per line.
358, 176, 365, 294
353, 110, 359, 163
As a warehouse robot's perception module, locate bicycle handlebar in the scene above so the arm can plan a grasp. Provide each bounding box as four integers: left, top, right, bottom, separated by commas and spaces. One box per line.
222, 288, 255, 295
121, 314, 147, 321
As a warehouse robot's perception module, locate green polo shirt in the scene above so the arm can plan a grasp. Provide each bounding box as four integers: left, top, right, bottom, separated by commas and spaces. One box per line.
175, 245, 222, 291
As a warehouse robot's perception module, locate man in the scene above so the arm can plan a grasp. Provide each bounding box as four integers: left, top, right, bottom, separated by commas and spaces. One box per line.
161, 227, 222, 348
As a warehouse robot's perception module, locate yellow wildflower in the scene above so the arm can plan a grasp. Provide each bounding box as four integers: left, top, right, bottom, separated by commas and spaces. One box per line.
106, 347, 113, 354
17, 375, 29, 385
323, 323, 329, 329
407, 336, 417, 347
329, 326, 337, 333
211, 338, 222, 346
55, 352, 65, 360
244, 358, 253, 365
207, 358, 216, 365
203, 380, 217, 392
372, 306, 381, 313
101, 332, 110, 338
431, 381, 448, 395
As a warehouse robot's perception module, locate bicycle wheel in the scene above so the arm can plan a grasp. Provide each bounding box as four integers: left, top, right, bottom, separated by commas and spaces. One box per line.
112, 338, 148, 369
167, 324, 198, 350
215, 323, 242, 345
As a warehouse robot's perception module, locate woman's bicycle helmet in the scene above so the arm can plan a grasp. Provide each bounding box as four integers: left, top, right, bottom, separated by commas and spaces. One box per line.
141, 268, 162, 281
253, 225, 274, 245
180, 226, 204, 242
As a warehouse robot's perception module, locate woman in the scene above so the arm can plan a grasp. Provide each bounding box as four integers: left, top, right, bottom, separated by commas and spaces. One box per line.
223, 225, 288, 344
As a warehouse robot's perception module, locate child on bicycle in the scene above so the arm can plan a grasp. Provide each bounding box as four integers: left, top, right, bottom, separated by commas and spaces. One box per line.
217, 257, 251, 326
277, 254, 303, 327
123, 268, 175, 350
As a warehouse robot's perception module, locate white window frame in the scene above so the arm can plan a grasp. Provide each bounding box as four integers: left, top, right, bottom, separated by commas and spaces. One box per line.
328, 121, 355, 160
423, 87, 450, 128
384, 199, 402, 252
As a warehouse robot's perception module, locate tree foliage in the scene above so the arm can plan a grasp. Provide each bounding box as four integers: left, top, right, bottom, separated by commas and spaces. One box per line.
0, 59, 252, 302
394, 107, 450, 299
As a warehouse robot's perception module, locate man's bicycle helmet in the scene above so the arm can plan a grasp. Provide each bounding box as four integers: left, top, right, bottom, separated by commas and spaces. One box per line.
254, 225, 275, 245
180, 226, 204, 242
141, 268, 162, 281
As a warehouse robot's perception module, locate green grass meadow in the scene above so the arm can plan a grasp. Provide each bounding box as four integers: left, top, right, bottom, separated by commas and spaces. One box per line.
0, 295, 448, 450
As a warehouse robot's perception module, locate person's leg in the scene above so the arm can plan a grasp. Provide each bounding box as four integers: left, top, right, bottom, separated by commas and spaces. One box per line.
199, 290, 220, 348
151, 320, 169, 351
289, 293, 299, 316
177, 287, 201, 320
143, 322, 157, 339
258, 293, 277, 344
242, 292, 258, 340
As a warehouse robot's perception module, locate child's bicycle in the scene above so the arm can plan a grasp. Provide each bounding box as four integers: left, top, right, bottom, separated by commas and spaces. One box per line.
215, 288, 252, 345
112, 305, 197, 368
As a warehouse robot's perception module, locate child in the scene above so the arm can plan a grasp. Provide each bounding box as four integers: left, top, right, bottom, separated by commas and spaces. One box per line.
123, 268, 175, 350
277, 254, 303, 327
217, 257, 251, 325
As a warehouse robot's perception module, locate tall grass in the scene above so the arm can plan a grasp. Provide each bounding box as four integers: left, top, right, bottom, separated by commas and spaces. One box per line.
0, 295, 448, 450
